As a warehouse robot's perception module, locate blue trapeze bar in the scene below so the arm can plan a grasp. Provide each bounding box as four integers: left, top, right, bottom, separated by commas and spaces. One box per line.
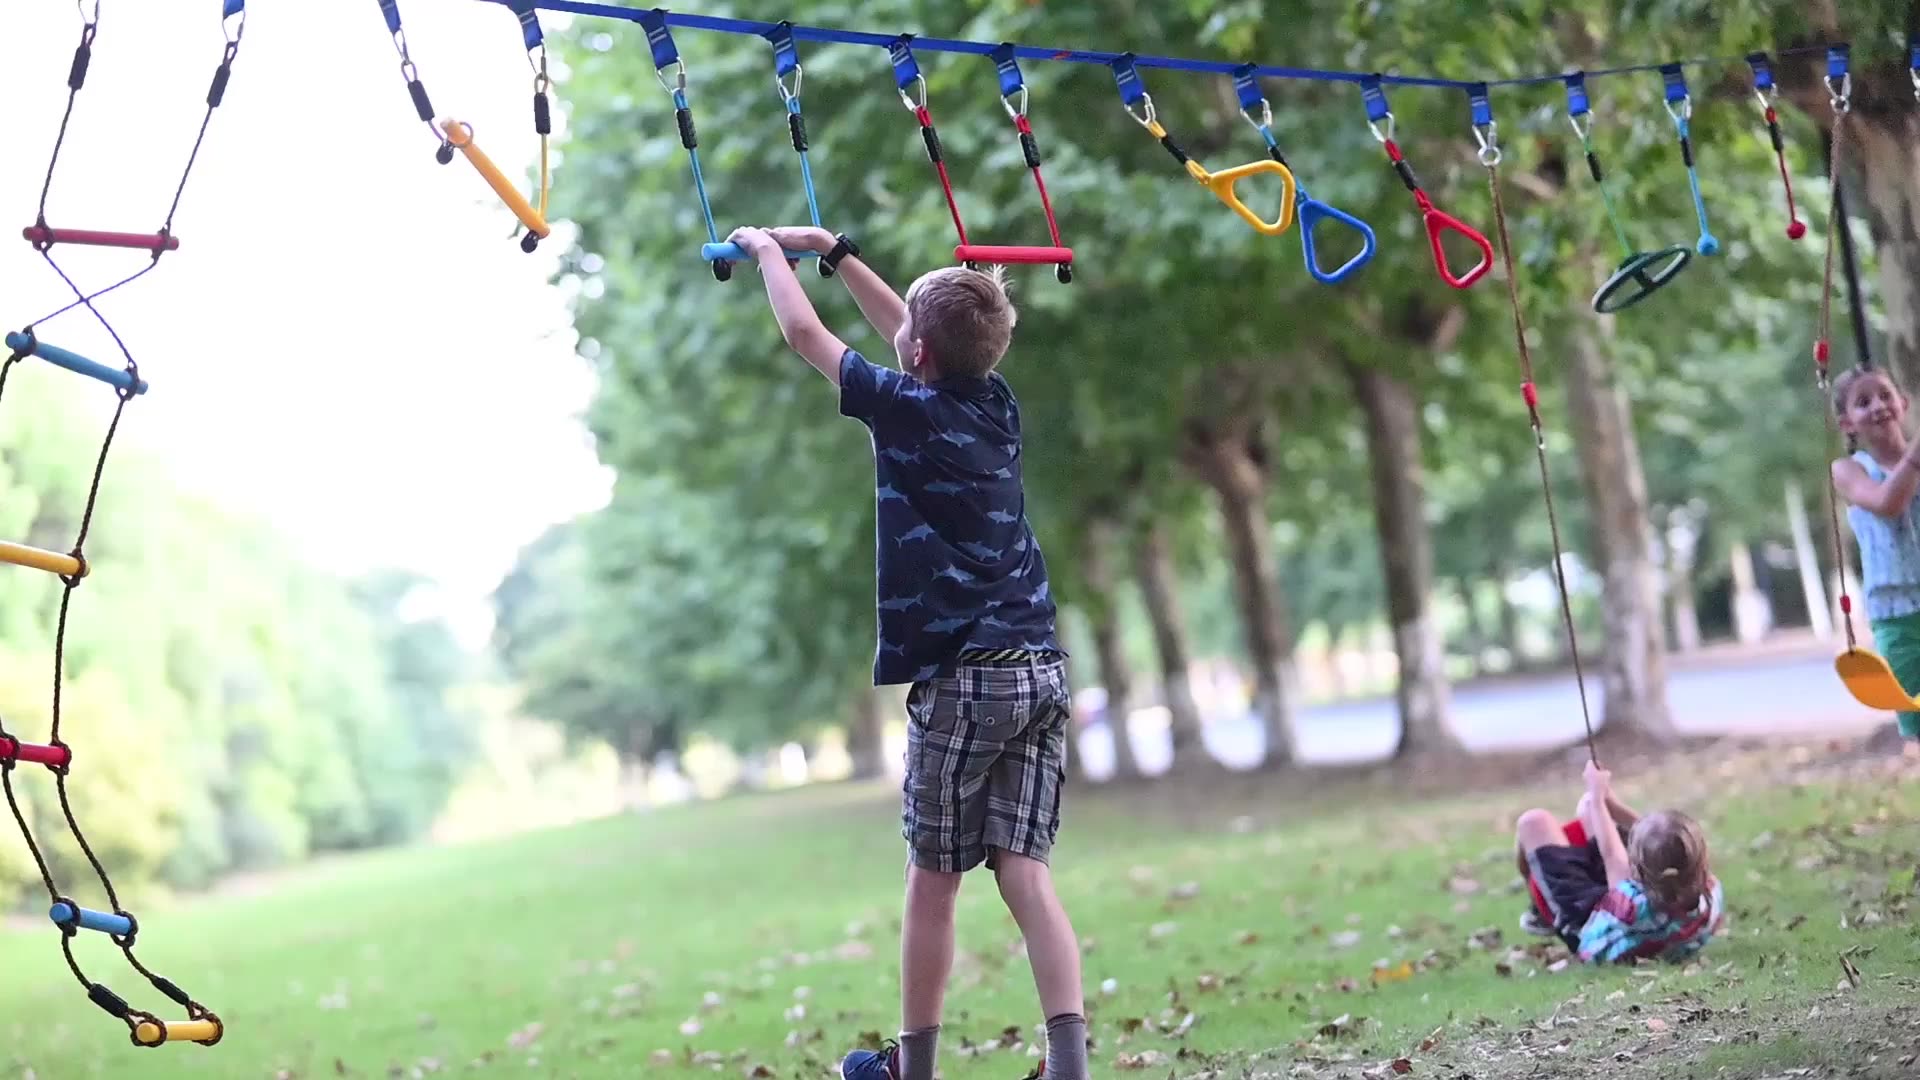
474, 0, 1837, 94
700, 242, 819, 264
4, 333, 150, 396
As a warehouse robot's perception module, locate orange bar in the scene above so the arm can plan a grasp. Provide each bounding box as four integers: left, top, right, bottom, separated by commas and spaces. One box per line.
0, 541, 83, 578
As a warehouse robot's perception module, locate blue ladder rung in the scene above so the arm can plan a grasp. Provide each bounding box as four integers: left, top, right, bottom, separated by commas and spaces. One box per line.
4, 333, 150, 396
49, 902, 133, 936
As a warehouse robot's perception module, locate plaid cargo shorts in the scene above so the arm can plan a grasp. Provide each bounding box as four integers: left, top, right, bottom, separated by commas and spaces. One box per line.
901, 656, 1072, 873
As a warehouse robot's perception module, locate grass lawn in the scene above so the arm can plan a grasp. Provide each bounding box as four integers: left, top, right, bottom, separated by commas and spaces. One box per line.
2, 738, 1918, 1079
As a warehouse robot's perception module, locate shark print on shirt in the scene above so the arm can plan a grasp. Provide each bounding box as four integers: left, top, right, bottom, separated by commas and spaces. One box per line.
838, 348, 1064, 684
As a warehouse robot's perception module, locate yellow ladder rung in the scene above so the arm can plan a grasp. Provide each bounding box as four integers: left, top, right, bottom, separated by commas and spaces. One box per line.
0, 541, 84, 578
134, 1018, 220, 1045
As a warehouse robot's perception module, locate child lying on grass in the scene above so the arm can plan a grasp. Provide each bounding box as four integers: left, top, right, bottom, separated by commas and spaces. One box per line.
1514, 761, 1725, 964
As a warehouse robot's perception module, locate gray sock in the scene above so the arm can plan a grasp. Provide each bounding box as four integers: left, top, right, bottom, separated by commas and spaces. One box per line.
898, 1024, 939, 1080
1045, 1013, 1088, 1080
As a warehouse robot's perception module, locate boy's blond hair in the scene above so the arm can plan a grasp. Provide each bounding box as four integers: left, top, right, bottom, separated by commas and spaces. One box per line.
905, 265, 1017, 379
1628, 810, 1711, 914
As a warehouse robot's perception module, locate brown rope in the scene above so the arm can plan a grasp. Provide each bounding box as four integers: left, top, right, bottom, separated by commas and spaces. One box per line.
1485, 161, 1600, 765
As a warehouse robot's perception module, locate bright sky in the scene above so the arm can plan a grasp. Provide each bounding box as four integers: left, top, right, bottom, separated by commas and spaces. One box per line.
0, 1, 611, 647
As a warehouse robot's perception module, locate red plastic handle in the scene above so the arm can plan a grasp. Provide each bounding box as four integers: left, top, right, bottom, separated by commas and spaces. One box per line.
954, 244, 1073, 266
1419, 206, 1492, 290
22, 226, 179, 252
0, 736, 70, 768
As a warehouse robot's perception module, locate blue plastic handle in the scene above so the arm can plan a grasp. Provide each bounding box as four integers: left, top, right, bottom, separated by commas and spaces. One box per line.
4, 333, 149, 395
1296, 193, 1377, 285
49, 902, 133, 937
701, 242, 819, 263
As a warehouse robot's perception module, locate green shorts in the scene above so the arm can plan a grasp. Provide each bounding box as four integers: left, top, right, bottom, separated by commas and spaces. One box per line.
1870, 612, 1920, 738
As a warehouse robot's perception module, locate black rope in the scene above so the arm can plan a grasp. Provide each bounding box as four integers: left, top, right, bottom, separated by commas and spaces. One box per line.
35, 18, 97, 223
27, 24, 243, 329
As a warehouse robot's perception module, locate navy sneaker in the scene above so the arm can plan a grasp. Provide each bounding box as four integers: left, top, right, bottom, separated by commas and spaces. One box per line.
1520, 908, 1554, 938
840, 1041, 899, 1080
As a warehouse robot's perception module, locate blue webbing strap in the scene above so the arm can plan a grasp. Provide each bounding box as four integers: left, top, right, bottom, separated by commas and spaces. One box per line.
638, 7, 678, 69
890, 34, 920, 90
991, 41, 1024, 96
506, 0, 543, 50
1564, 72, 1589, 118
478, 0, 1838, 93
1360, 74, 1390, 122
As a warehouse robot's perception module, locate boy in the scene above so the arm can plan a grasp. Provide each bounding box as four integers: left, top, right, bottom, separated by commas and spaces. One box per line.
724, 224, 1087, 1080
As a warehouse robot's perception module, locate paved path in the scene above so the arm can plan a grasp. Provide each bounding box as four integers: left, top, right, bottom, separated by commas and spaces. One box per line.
1076, 648, 1883, 779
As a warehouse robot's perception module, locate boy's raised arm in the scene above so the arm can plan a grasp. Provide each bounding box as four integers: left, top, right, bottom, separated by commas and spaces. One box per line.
768, 226, 907, 344
731, 226, 848, 385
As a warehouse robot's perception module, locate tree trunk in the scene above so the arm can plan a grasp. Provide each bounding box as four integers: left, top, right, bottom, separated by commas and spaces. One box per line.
1133, 521, 1206, 760
1458, 580, 1490, 675
1184, 427, 1298, 766
1345, 360, 1457, 756
1663, 515, 1703, 653
1729, 540, 1775, 644
1082, 517, 1142, 781
1495, 565, 1525, 669
1787, 479, 1834, 639
847, 685, 886, 781
1564, 315, 1676, 741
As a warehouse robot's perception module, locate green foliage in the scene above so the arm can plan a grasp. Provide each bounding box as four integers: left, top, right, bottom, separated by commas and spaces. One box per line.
521, 0, 1898, 754
0, 377, 476, 907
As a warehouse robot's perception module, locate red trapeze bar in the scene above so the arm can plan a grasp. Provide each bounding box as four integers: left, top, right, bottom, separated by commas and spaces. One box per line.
954, 244, 1074, 266
0, 736, 70, 769
22, 226, 180, 253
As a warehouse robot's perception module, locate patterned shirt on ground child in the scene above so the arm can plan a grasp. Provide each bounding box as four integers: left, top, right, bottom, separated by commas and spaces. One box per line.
1576, 876, 1726, 964
838, 349, 1062, 685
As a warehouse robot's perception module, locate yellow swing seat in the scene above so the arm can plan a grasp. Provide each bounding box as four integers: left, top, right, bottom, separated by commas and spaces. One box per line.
1836, 647, 1920, 711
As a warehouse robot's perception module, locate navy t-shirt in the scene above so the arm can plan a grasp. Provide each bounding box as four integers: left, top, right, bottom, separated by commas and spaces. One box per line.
839, 349, 1062, 685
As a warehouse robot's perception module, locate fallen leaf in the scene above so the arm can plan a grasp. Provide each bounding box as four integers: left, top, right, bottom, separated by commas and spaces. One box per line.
1371, 960, 1415, 986
747, 1066, 774, 1078
1784, 914, 1807, 931
649, 1050, 674, 1067
1646, 1018, 1668, 1033
1114, 1050, 1169, 1069
1148, 921, 1178, 939
1196, 973, 1222, 992
1169, 882, 1201, 901
507, 1022, 544, 1050
1317, 1013, 1363, 1040
1331, 930, 1363, 949
1392, 1060, 1413, 1075
1235, 930, 1260, 946
678, 1018, 702, 1037
1448, 876, 1482, 895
